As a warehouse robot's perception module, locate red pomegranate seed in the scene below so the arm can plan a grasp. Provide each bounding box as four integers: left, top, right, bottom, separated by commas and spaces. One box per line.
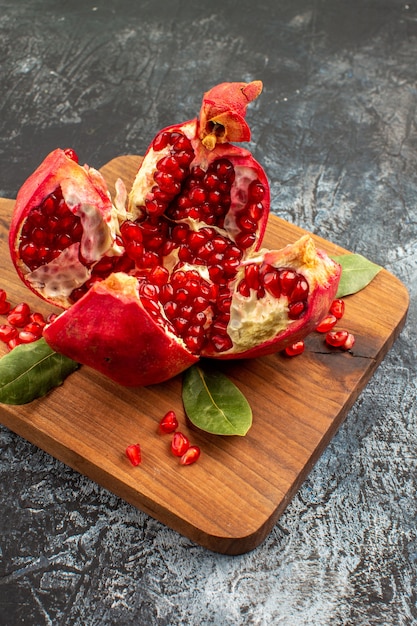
29, 312, 46, 327
245, 264, 260, 290
0, 300, 11, 315
290, 277, 309, 302
159, 410, 179, 434
263, 269, 281, 298
18, 330, 39, 344
284, 340, 305, 357
329, 298, 345, 319
180, 445, 201, 466
288, 301, 306, 319
0, 288, 7, 301
315, 314, 338, 333
279, 269, 298, 295
0, 324, 18, 342
23, 321, 43, 338
7, 302, 31, 327
125, 443, 142, 466
171, 432, 190, 457
342, 332, 355, 350
8, 337, 22, 350
325, 329, 349, 347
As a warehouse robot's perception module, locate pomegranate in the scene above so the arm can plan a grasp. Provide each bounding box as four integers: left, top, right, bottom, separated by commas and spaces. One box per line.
9, 81, 341, 387
9, 147, 125, 308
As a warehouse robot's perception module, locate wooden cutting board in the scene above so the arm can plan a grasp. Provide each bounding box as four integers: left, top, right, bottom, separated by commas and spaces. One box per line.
0, 156, 409, 555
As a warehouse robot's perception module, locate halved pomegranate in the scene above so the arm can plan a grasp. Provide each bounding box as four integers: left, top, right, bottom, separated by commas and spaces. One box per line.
9, 81, 341, 387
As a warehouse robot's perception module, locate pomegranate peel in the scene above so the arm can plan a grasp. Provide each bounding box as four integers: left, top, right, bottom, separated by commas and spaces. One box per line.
43, 272, 198, 387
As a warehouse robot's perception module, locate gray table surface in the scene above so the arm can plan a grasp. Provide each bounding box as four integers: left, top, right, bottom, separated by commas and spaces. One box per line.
1, 1, 416, 624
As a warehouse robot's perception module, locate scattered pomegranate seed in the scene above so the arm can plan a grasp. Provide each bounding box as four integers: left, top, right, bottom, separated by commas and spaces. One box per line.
7, 302, 31, 327
171, 432, 190, 457
325, 329, 350, 348
180, 445, 201, 466
342, 332, 355, 350
0, 300, 11, 315
0, 324, 18, 342
284, 340, 305, 357
7, 337, 21, 350
159, 410, 179, 434
125, 443, 142, 466
315, 313, 338, 333
329, 298, 345, 319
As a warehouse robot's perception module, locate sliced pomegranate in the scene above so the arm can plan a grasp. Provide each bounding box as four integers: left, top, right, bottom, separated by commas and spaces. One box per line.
9, 82, 342, 387
9, 148, 125, 308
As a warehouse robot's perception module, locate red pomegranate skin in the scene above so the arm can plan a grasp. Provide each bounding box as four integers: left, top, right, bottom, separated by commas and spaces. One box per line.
43, 273, 198, 387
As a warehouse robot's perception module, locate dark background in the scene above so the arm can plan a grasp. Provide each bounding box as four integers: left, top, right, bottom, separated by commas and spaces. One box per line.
1, 1, 416, 624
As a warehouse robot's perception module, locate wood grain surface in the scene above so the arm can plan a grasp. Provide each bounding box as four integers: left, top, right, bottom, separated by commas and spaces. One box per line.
0, 156, 409, 555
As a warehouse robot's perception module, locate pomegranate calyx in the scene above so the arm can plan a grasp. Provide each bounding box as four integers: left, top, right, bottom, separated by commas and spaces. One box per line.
199, 81, 263, 150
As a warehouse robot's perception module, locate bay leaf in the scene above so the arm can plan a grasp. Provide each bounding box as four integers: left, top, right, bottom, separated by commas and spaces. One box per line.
182, 364, 252, 436
332, 253, 382, 298
0, 338, 79, 405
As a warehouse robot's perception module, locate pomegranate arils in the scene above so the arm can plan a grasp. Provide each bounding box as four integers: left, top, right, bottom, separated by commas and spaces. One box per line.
325, 329, 349, 348
316, 314, 338, 333
7, 302, 31, 327
171, 432, 190, 457
329, 298, 345, 319
0, 300, 11, 315
180, 445, 201, 466
0, 324, 18, 342
284, 340, 305, 357
343, 332, 355, 350
159, 410, 179, 434
125, 443, 142, 466
19, 187, 82, 271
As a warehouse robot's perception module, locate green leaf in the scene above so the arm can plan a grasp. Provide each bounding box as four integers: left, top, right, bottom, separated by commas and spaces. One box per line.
0, 338, 79, 405
182, 364, 252, 436
332, 253, 382, 298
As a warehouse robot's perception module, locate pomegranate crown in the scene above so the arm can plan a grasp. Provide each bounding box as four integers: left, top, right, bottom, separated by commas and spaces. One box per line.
199, 80, 263, 151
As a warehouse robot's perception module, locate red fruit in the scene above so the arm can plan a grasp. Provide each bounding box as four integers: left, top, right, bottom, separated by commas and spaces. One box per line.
0, 325, 18, 343
329, 298, 345, 319
315, 313, 338, 333
0, 288, 7, 302
284, 340, 305, 357
10, 83, 341, 387
159, 410, 179, 434
125, 443, 142, 466
180, 445, 201, 466
171, 432, 190, 457
342, 332, 355, 350
0, 300, 11, 315
325, 329, 349, 348
7, 302, 31, 327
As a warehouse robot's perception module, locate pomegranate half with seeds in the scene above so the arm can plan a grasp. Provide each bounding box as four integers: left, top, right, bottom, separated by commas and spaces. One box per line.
9, 81, 341, 387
